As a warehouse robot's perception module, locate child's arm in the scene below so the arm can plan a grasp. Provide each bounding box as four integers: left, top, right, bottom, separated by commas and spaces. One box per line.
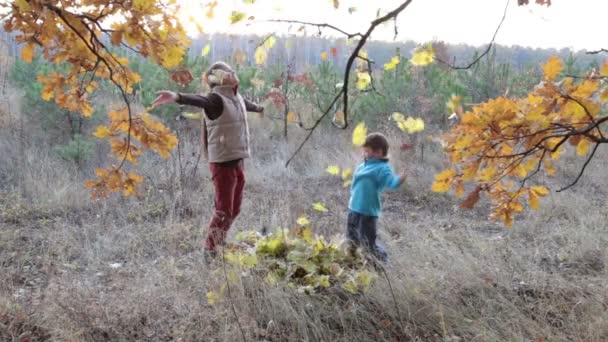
379, 165, 404, 190
243, 98, 264, 113
152, 91, 223, 120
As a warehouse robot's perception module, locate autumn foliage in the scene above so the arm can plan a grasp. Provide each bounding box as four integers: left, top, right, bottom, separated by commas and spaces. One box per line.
3, 0, 188, 198
432, 56, 608, 226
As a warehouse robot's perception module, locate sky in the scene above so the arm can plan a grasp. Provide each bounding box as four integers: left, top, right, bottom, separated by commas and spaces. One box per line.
178, 0, 606, 51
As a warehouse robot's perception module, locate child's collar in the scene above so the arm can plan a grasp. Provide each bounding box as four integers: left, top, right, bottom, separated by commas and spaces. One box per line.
364, 157, 389, 164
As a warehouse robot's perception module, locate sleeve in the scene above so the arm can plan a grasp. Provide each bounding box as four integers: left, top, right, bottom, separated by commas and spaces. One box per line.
378, 164, 402, 190
243, 98, 264, 113
176, 93, 224, 120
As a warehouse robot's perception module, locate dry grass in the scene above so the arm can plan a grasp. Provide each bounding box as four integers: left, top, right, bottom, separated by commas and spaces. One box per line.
1, 105, 607, 341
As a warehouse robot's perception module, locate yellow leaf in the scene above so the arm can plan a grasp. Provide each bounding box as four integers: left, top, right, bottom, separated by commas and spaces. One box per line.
341, 168, 352, 180
41, 86, 54, 101
297, 216, 310, 226
396, 117, 425, 134
254, 46, 267, 65
206, 1, 217, 18
356, 72, 371, 90
352, 122, 367, 146
576, 138, 590, 156
21, 42, 34, 63
326, 165, 340, 175
600, 61, 608, 77
383, 56, 400, 71
201, 43, 211, 56
229, 11, 246, 25
528, 191, 540, 210
542, 55, 563, 81
263, 36, 276, 49
312, 202, 328, 212
286, 112, 297, 122
207, 291, 221, 305
320, 51, 328, 60
411, 46, 434, 66
15, 0, 31, 11
530, 185, 549, 197
431, 169, 457, 192
93, 125, 112, 139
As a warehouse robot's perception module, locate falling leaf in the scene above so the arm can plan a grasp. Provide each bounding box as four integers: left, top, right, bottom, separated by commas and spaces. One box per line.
243, 0, 255, 3
411, 45, 435, 66
400, 143, 413, 151
356, 72, 371, 90
348, 7, 357, 14
201, 43, 211, 56
263, 35, 276, 49
229, 11, 246, 24
341, 168, 352, 180
312, 202, 329, 212
297, 216, 310, 226
255, 46, 267, 65
352, 122, 367, 146
330, 0, 339, 9
286, 112, 297, 122
326, 165, 340, 175
206, 1, 218, 18
171, 69, 194, 86
542, 55, 563, 81
383, 56, 400, 71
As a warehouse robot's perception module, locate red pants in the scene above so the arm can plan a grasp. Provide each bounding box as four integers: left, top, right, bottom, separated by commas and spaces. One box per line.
205, 161, 245, 251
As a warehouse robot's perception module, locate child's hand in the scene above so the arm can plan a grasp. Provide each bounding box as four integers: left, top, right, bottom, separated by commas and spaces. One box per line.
152, 91, 178, 107
399, 172, 407, 185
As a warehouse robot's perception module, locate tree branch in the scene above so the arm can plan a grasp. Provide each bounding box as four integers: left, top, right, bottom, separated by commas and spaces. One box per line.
436, 0, 510, 70
284, 0, 414, 166
556, 142, 600, 192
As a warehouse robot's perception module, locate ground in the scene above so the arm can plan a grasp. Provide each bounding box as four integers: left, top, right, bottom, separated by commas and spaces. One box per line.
1, 120, 607, 341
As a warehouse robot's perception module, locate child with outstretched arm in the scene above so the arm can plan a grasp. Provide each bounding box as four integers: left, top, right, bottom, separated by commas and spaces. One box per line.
347, 133, 406, 263
152, 61, 263, 261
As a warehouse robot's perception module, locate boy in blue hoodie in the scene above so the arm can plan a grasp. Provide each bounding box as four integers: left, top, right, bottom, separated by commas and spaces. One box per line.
347, 132, 405, 263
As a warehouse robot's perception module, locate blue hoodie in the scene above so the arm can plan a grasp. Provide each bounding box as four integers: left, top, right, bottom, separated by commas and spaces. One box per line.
348, 158, 402, 217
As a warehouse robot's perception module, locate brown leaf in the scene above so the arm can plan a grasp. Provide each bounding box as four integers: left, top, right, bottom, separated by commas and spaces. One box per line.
460, 186, 482, 209
171, 69, 194, 86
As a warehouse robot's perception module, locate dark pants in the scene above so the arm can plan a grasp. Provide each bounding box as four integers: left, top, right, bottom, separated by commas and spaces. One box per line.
346, 211, 387, 262
205, 161, 245, 251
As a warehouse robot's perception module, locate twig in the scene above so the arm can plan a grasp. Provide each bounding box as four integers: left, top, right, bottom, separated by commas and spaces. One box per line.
267, 19, 362, 39
556, 142, 600, 192
436, 0, 510, 70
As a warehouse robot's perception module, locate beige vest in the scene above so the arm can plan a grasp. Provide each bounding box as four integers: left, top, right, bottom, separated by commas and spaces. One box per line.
201, 86, 250, 163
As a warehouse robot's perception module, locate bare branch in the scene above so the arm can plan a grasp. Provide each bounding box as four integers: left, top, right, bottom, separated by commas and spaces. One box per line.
267, 19, 362, 39
586, 48, 608, 55
557, 142, 600, 192
284, 0, 414, 166
436, 0, 510, 70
